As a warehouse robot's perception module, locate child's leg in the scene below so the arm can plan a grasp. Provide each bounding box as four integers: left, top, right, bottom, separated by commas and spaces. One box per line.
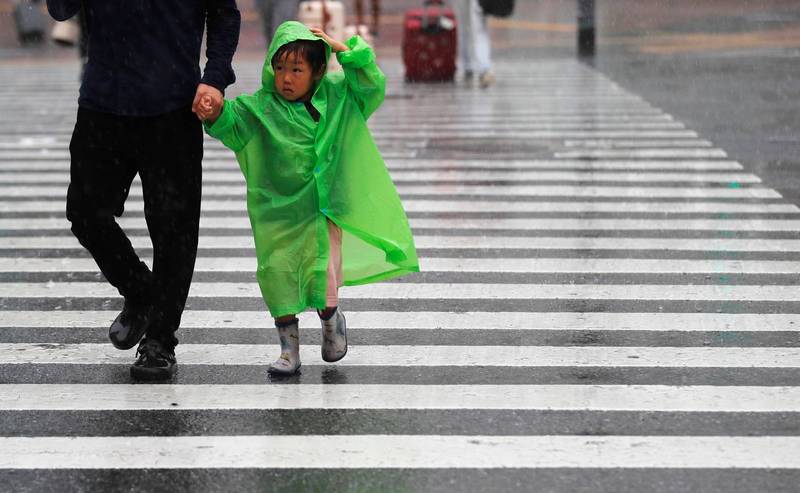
320, 220, 347, 362
267, 314, 301, 375
322, 220, 343, 314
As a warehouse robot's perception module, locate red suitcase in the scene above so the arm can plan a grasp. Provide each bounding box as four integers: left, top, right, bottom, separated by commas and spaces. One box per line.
402, 0, 457, 82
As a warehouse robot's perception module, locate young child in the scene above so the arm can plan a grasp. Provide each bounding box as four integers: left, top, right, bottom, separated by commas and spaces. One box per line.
199, 22, 419, 375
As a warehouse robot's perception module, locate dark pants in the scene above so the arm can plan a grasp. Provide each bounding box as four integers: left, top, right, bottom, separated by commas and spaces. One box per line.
66, 106, 203, 350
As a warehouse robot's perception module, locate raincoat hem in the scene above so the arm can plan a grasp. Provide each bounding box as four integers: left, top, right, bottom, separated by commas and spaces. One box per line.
267, 301, 324, 319
342, 266, 420, 287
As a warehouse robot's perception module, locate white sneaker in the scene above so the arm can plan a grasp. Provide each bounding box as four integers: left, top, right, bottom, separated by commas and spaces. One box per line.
268, 320, 301, 375
479, 71, 496, 89
320, 308, 347, 362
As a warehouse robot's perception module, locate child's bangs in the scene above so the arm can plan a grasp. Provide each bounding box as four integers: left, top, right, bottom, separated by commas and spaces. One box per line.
271, 40, 327, 73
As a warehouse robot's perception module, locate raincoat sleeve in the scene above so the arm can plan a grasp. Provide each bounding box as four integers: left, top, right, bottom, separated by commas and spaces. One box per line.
203, 97, 256, 153
336, 36, 386, 120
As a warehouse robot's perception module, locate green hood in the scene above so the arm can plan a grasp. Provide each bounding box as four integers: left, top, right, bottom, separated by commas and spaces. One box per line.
262, 21, 333, 91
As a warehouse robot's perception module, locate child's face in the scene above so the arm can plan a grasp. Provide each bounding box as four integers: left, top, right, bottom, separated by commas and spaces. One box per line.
273, 52, 317, 102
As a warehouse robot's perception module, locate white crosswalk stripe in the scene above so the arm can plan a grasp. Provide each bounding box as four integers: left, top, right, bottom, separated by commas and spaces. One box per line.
0, 158, 742, 170
4, 235, 800, 252
2, 310, 799, 331
0, 169, 761, 182
3, 199, 796, 213
1, 57, 798, 488
5, 217, 800, 231
4, 384, 800, 411
0, 184, 781, 198
5, 281, 800, 300
2, 343, 799, 367
5, 257, 800, 274
4, 435, 799, 469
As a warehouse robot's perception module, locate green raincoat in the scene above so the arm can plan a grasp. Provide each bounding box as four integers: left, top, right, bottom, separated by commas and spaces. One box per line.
205, 22, 419, 317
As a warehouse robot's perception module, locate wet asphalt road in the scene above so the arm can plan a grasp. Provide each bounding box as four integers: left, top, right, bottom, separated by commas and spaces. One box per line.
496, 0, 800, 205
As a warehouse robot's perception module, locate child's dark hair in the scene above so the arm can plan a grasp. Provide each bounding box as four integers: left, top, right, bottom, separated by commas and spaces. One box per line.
271, 40, 327, 76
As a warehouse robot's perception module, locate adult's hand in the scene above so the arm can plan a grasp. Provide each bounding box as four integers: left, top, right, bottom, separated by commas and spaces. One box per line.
192, 83, 223, 121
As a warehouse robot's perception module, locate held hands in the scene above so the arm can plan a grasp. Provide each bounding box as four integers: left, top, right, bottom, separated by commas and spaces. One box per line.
192, 83, 223, 122
309, 27, 348, 53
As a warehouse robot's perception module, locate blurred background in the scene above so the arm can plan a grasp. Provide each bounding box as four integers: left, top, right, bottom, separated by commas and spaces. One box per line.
1, 0, 799, 199
3, 0, 800, 58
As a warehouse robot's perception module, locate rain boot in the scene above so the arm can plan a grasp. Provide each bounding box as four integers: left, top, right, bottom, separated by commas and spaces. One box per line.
267, 318, 301, 375
320, 308, 347, 362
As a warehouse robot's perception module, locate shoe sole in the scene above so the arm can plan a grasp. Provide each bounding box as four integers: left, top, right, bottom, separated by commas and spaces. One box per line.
322, 346, 347, 363
130, 364, 177, 381
110, 328, 147, 350
267, 363, 301, 376
109, 319, 149, 350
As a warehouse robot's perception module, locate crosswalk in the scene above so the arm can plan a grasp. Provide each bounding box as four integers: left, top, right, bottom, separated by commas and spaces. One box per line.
1, 58, 799, 491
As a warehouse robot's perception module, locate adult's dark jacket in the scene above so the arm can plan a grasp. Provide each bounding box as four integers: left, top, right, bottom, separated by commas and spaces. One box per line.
47, 0, 241, 116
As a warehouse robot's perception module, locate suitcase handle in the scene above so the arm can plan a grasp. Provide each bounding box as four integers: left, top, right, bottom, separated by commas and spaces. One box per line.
420, 0, 451, 33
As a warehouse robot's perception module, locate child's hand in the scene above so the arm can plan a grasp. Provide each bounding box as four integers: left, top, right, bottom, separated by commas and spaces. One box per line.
192, 83, 223, 121
195, 94, 222, 122
203, 98, 223, 122
199, 94, 213, 114
309, 27, 348, 53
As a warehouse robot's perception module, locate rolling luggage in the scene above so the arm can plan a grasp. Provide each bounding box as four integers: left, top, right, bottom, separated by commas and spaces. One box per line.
298, 0, 345, 70
14, 0, 47, 45
402, 0, 457, 83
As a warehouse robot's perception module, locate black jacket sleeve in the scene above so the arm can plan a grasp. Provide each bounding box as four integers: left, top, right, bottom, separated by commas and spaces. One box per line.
201, 0, 241, 92
46, 0, 81, 21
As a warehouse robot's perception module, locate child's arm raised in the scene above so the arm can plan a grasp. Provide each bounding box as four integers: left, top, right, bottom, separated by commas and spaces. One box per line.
311, 28, 386, 120
203, 97, 256, 153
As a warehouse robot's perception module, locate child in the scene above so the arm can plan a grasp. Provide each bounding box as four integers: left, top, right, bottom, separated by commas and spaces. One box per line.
199, 22, 419, 375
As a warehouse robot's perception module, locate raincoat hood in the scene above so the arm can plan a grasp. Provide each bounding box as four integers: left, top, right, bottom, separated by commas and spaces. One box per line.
262, 21, 332, 91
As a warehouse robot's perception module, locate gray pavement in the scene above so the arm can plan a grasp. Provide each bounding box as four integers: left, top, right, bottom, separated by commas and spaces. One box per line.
594, 49, 800, 210
499, 1, 800, 207
2, 4, 800, 490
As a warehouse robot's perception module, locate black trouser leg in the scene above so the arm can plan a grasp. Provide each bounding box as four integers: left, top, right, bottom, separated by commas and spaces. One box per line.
66, 108, 154, 305
136, 107, 203, 350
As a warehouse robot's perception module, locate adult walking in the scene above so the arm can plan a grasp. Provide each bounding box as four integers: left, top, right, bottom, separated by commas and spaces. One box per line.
45, 0, 241, 380
355, 0, 381, 36
256, 0, 299, 46
453, 0, 495, 88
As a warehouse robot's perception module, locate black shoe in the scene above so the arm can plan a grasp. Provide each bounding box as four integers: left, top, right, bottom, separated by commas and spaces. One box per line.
130, 339, 176, 381
109, 300, 151, 350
